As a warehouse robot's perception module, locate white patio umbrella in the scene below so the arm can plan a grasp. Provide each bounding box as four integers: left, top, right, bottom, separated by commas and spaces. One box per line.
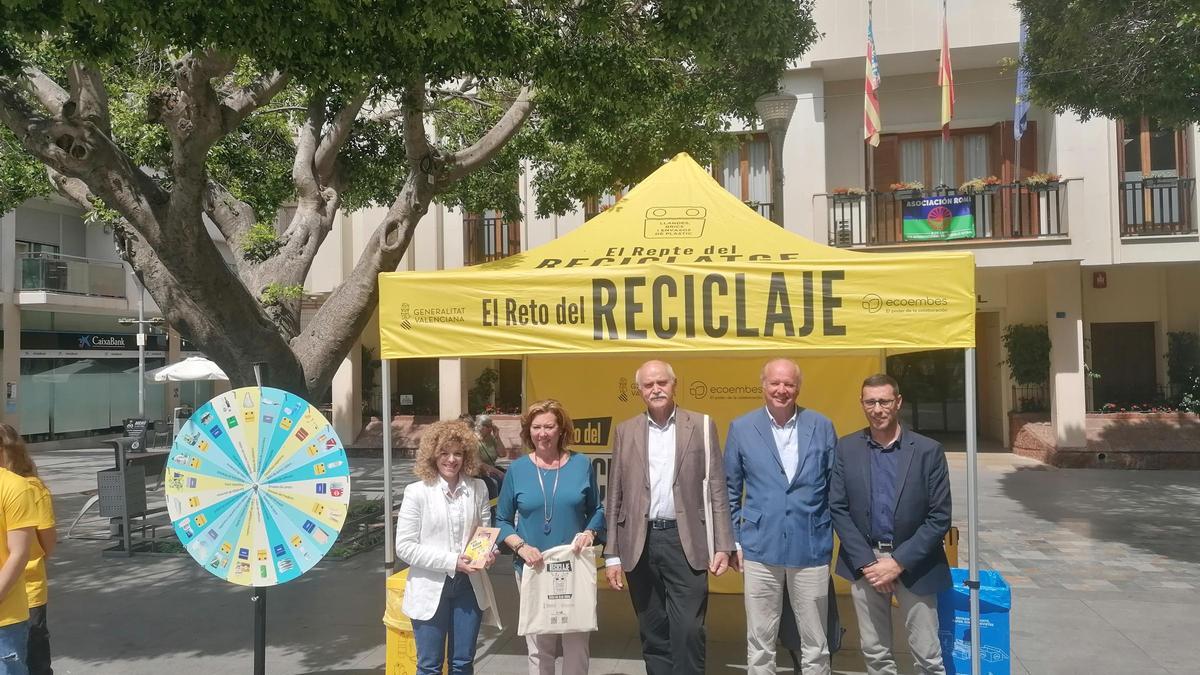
145, 356, 229, 382
146, 356, 229, 411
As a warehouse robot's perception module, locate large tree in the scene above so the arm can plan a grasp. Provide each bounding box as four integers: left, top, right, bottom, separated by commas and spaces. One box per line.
1017, 0, 1200, 126
0, 1, 818, 397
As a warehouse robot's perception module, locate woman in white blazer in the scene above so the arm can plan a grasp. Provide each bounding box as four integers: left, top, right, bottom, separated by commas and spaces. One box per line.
396, 420, 501, 675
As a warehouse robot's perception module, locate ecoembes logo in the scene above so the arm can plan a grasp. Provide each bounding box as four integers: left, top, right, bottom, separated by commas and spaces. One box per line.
862, 294, 949, 314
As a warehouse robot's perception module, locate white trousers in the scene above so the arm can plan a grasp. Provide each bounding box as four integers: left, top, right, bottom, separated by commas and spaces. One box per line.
742, 559, 830, 675
849, 553, 946, 675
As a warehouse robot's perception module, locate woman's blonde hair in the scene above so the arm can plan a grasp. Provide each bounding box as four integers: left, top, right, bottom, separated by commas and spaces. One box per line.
519, 399, 574, 453
0, 423, 36, 477
414, 420, 481, 482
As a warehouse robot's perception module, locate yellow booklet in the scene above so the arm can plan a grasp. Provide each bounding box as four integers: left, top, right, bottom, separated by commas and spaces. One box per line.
463, 526, 500, 569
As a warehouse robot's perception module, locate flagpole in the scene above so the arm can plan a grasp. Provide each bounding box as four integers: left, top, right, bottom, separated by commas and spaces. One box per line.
940, 0, 949, 189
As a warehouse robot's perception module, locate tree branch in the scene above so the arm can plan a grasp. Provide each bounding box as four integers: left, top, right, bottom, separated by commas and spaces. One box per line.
66, 63, 111, 136
220, 70, 290, 131
402, 75, 432, 165
292, 94, 324, 201
315, 91, 369, 182
202, 179, 257, 251
443, 86, 534, 183
19, 67, 67, 116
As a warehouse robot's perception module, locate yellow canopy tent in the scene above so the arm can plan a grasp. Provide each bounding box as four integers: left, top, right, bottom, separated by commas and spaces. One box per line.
377, 153, 985, 648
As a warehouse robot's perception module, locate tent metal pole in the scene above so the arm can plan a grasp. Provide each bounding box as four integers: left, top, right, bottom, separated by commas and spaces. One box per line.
964, 347, 981, 674
382, 359, 394, 572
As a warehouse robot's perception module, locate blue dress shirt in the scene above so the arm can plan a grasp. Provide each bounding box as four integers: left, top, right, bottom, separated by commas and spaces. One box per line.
867, 431, 903, 543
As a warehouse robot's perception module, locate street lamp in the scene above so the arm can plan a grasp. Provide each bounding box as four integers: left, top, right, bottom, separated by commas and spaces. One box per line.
755, 89, 799, 227
118, 289, 165, 418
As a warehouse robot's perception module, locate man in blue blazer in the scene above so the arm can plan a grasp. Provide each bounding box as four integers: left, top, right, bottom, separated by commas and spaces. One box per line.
724, 359, 837, 675
830, 373, 951, 675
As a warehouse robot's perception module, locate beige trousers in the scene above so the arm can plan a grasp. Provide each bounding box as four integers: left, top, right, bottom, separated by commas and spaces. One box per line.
849, 552, 946, 675
524, 632, 590, 675
742, 559, 830, 675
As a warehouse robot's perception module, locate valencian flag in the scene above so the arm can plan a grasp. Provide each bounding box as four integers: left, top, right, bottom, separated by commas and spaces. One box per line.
864, 6, 882, 147
938, 2, 955, 134
1014, 21, 1030, 140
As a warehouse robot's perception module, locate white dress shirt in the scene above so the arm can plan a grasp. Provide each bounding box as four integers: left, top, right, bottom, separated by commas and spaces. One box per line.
440, 475, 471, 555
766, 406, 800, 482
646, 409, 678, 520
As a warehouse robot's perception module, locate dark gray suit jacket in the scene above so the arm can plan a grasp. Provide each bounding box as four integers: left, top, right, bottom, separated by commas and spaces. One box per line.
829, 427, 952, 596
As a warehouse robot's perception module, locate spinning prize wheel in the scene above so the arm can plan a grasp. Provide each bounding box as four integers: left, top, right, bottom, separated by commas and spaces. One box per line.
165, 386, 351, 586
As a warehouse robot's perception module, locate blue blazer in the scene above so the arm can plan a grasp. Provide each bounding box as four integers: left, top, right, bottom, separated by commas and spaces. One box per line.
723, 407, 837, 568
829, 428, 952, 597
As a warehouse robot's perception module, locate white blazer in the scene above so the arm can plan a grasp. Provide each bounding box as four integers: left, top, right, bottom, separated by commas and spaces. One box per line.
395, 477, 500, 627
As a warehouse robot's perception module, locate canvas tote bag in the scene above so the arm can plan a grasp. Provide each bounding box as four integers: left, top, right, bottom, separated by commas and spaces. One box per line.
517, 544, 598, 635
702, 414, 715, 561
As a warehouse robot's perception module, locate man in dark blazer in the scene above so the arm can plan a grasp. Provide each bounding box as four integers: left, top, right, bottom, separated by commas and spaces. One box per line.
724, 358, 838, 675
604, 359, 734, 675
830, 373, 951, 675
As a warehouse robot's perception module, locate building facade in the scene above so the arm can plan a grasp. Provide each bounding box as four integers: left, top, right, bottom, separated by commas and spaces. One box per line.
318, 0, 1198, 451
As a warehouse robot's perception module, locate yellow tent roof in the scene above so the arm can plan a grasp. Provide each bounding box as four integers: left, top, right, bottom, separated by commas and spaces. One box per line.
379, 153, 975, 359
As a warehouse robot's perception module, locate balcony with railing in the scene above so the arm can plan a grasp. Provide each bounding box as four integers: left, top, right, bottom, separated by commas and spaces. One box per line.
746, 201, 774, 222
18, 252, 127, 298
1119, 177, 1196, 237
824, 180, 1073, 248
463, 214, 520, 266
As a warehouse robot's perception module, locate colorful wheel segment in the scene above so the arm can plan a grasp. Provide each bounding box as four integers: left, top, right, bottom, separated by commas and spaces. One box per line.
164, 386, 351, 586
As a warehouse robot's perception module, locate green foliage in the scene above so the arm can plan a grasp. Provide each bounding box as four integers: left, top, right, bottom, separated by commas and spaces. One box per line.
1001, 324, 1050, 386
467, 367, 499, 415
1, 1, 819, 219
0, 126, 51, 213
1180, 377, 1200, 413
1017, 0, 1200, 126
241, 223, 283, 262
1166, 331, 1200, 386
259, 282, 303, 307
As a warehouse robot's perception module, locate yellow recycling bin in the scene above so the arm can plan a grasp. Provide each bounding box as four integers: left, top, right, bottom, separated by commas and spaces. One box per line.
384, 569, 450, 675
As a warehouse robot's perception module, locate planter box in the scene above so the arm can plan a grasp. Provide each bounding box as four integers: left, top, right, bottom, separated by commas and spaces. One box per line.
831, 193, 864, 203
892, 189, 923, 200
1010, 411, 1200, 468
1026, 181, 1061, 192
1142, 176, 1180, 188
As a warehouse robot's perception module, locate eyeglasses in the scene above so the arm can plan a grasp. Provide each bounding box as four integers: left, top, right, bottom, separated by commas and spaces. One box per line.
861, 399, 897, 409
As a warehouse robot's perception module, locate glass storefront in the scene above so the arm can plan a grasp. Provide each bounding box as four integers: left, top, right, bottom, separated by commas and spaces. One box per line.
19, 357, 168, 437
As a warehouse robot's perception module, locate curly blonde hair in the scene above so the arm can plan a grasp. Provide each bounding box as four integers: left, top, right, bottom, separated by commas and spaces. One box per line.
414, 420, 481, 483
0, 424, 36, 478
519, 399, 574, 453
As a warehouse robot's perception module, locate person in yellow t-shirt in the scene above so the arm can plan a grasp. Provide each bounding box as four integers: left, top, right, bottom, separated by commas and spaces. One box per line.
0, 424, 38, 675
0, 425, 53, 675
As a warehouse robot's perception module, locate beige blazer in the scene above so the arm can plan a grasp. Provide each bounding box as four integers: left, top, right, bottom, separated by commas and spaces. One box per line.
603, 407, 735, 572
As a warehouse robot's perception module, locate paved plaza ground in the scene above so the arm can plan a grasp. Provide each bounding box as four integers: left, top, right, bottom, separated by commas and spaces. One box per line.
29, 438, 1200, 674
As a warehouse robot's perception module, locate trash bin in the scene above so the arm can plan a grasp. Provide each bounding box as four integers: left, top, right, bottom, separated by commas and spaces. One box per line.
384, 569, 447, 675
938, 568, 1012, 675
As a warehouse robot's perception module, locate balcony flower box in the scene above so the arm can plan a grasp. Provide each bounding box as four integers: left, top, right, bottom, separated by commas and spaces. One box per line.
1023, 172, 1061, 192
889, 181, 925, 201
830, 188, 865, 204
1142, 176, 1180, 189
959, 176, 1004, 195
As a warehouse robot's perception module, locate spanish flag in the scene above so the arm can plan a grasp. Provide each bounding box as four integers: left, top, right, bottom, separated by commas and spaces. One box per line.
938, 3, 955, 134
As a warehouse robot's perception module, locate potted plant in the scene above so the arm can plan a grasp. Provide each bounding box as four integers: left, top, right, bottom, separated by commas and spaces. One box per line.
830, 186, 866, 203
959, 175, 1003, 194
1022, 172, 1061, 192
889, 181, 925, 200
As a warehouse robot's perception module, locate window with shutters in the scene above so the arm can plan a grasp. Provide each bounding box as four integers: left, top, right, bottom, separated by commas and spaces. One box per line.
713, 133, 773, 220
869, 122, 1037, 190
1117, 117, 1194, 235
463, 209, 521, 265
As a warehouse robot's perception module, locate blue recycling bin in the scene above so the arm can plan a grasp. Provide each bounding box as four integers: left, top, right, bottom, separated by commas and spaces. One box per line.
937, 568, 1011, 675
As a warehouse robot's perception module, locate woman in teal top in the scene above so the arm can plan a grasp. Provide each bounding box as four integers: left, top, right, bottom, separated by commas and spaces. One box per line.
496, 399, 604, 673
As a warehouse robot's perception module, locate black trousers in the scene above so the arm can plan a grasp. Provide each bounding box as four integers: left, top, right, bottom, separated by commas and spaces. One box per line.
625, 526, 708, 675
27, 604, 51, 675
